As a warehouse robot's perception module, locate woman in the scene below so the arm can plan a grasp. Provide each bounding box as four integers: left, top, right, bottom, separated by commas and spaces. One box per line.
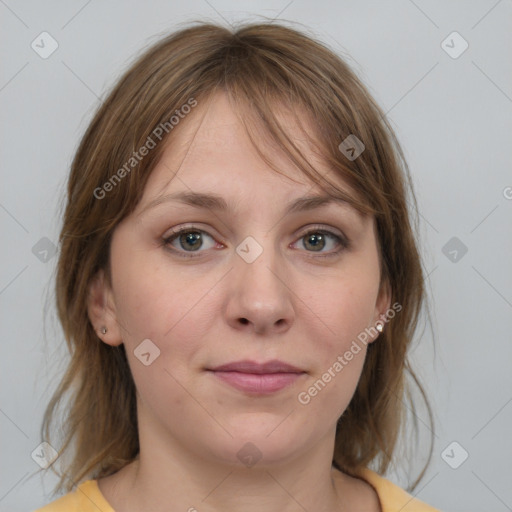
35, 21, 438, 511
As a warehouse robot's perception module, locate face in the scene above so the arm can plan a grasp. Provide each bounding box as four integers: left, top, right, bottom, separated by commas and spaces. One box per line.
88, 92, 390, 468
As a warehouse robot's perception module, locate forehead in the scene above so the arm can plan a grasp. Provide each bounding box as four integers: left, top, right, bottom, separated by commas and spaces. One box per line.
139, 91, 351, 206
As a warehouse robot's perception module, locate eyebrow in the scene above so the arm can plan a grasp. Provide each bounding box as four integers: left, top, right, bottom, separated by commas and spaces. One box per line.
138, 191, 356, 217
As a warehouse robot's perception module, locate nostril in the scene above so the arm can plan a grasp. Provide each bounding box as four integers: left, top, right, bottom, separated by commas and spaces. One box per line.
239, 318, 249, 325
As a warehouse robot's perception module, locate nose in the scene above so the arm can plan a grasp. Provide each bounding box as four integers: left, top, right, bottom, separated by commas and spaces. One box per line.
224, 240, 295, 336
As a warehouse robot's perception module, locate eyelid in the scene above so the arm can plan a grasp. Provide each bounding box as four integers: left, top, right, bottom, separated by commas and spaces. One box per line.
292, 225, 350, 258
162, 223, 220, 241
295, 224, 348, 245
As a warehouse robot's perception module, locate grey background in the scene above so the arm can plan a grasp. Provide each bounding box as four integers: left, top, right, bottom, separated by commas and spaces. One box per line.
1, 1, 511, 511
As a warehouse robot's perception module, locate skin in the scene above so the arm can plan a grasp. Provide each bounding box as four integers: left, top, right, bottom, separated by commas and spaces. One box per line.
88, 91, 389, 512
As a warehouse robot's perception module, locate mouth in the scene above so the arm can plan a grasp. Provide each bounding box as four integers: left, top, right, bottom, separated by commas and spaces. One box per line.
206, 359, 307, 395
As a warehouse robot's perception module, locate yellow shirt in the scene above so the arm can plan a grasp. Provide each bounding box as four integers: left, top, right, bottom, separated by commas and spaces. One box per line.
34, 468, 439, 511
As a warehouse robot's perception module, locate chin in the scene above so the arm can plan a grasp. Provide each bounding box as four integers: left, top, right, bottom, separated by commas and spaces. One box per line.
207, 426, 306, 467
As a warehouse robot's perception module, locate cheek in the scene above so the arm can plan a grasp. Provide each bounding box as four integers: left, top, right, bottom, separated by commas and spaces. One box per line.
112, 255, 211, 412
110, 245, 222, 383
295, 290, 371, 422
111, 246, 202, 338
310, 270, 379, 348
294, 266, 379, 416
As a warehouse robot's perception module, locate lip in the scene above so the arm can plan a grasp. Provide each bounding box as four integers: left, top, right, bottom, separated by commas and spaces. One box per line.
209, 359, 304, 374
207, 359, 306, 395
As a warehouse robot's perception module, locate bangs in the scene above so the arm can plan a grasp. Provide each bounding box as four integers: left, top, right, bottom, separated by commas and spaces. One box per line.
188, 37, 381, 217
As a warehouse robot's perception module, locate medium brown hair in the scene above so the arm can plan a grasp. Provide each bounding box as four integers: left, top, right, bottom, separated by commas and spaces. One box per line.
40, 20, 434, 496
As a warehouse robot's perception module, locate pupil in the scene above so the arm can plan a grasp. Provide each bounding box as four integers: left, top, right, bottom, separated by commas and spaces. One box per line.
306, 233, 324, 251
181, 231, 201, 250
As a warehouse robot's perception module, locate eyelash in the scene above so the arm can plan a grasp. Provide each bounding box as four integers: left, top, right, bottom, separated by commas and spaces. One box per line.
161, 225, 349, 260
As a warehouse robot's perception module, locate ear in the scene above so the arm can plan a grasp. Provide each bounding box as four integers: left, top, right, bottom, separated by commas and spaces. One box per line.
369, 278, 392, 343
87, 269, 123, 346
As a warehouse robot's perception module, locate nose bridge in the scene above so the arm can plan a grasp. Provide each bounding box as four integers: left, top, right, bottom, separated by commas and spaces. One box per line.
235, 232, 284, 297
227, 231, 295, 332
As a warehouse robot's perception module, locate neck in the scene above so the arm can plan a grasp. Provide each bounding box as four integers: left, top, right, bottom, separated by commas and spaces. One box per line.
99, 431, 349, 512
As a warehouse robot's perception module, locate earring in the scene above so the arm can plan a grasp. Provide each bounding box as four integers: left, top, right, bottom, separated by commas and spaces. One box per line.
100, 326, 107, 334
376, 323, 383, 333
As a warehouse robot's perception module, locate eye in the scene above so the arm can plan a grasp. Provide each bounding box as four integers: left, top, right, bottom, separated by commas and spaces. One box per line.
162, 227, 220, 258
162, 225, 349, 259
291, 227, 349, 259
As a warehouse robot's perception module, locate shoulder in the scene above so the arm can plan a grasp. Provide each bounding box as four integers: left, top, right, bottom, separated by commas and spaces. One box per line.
33, 480, 115, 512
354, 468, 440, 512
